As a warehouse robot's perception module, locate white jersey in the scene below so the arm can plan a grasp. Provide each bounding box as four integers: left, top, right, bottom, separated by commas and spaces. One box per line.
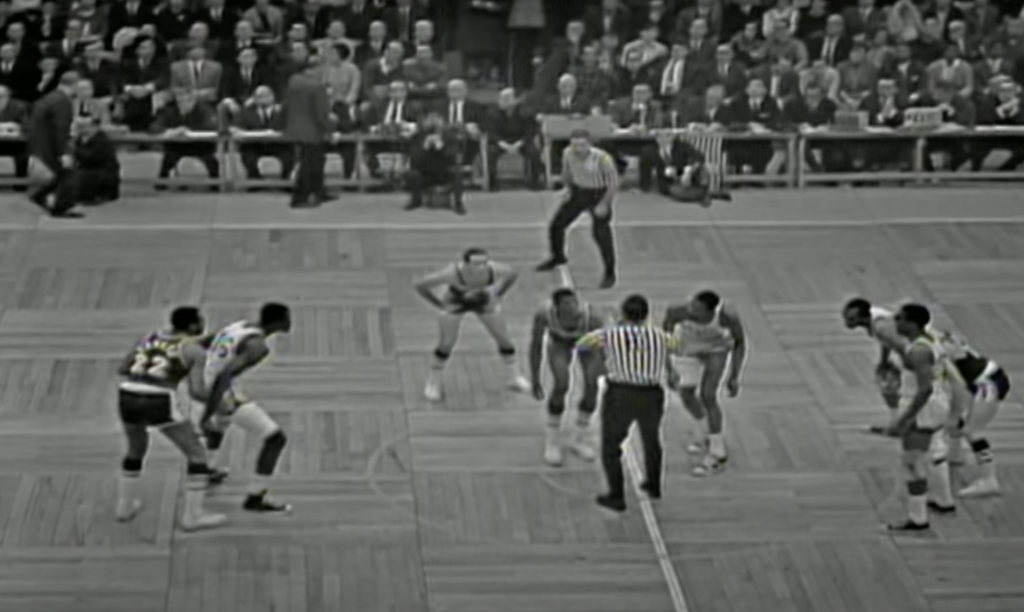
204, 320, 264, 387
867, 306, 894, 342
673, 303, 734, 357
908, 332, 953, 428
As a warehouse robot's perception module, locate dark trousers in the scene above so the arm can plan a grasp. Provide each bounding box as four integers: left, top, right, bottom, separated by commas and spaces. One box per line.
240, 143, 295, 179
31, 160, 76, 214
0, 143, 28, 187
487, 140, 542, 190
600, 382, 665, 500
158, 144, 219, 178
548, 186, 616, 274
293, 142, 326, 204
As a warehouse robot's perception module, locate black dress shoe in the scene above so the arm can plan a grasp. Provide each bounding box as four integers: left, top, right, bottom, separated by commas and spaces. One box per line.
640, 481, 661, 500
50, 210, 84, 219
536, 258, 567, 272
927, 500, 956, 514
29, 193, 49, 211
887, 519, 929, 532
596, 494, 627, 512
453, 199, 466, 215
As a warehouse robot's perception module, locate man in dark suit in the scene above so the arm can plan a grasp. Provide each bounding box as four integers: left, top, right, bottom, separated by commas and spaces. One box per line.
119, 36, 166, 132
220, 47, 272, 110
151, 90, 220, 187
0, 85, 29, 188
653, 42, 708, 107
354, 20, 389, 66
0, 43, 37, 102
808, 15, 851, 68
486, 87, 541, 190
679, 84, 735, 127
282, 57, 332, 207
28, 70, 79, 217
44, 18, 85, 67
583, 0, 632, 43
842, 0, 888, 37
727, 77, 781, 173
709, 44, 748, 101
338, 0, 379, 41
640, 131, 707, 196
433, 78, 486, 165
383, 0, 424, 44
72, 116, 120, 205
234, 85, 294, 184
362, 79, 421, 179
107, 0, 156, 43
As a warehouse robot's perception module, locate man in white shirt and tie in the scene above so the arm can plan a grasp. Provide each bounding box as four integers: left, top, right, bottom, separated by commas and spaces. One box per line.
365, 80, 418, 179
658, 42, 690, 103
818, 15, 847, 67
235, 85, 295, 184
440, 78, 482, 167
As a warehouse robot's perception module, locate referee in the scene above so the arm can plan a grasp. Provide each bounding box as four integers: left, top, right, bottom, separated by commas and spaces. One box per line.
536, 129, 619, 289
577, 294, 674, 512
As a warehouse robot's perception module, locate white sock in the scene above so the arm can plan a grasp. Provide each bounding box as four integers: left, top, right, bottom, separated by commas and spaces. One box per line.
694, 417, 709, 441
575, 412, 591, 432
117, 473, 141, 506
546, 413, 562, 430
182, 477, 207, 520
977, 460, 997, 482
709, 433, 726, 458
929, 460, 954, 506
907, 494, 928, 525
247, 474, 272, 497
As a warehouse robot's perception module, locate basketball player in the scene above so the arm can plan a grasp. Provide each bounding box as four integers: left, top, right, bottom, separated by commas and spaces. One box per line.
202, 303, 293, 514
662, 290, 746, 476
842, 298, 907, 409
929, 328, 1010, 497
414, 247, 531, 401
528, 288, 606, 466
115, 307, 226, 531
844, 297, 957, 511
882, 303, 962, 530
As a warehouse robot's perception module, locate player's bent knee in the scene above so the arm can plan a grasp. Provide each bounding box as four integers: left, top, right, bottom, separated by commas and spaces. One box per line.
256, 430, 287, 476
122, 457, 144, 473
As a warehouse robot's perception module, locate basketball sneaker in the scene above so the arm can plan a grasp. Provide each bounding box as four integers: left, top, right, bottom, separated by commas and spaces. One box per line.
959, 477, 1001, 498
115, 499, 143, 522
180, 512, 228, 532
570, 428, 597, 461
543, 426, 563, 466
424, 375, 443, 402
693, 453, 727, 477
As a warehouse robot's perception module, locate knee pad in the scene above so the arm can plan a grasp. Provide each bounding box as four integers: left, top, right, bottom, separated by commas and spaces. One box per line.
122, 457, 144, 473
907, 479, 928, 496
256, 430, 287, 476
498, 345, 516, 357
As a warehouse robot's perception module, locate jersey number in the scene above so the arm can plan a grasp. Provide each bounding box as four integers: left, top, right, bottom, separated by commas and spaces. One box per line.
129, 352, 171, 380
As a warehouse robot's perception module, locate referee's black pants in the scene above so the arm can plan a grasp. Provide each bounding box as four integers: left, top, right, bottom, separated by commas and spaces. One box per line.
293, 142, 327, 206
548, 186, 616, 274
601, 381, 665, 501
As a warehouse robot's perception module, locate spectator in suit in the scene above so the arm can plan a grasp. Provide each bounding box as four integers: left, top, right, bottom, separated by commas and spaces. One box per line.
220, 47, 270, 116
434, 78, 485, 164
621, 23, 668, 69
924, 0, 964, 39
45, 18, 84, 65
921, 79, 976, 171
765, 18, 810, 69
171, 22, 218, 61
152, 89, 219, 186
403, 44, 446, 101
243, 0, 285, 44
74, 41, 116, 99
355, 20, 389, 67
0, 43, 34, 101
362, 79, 420, 179
684, 19, 717, 66
723, 0, 764, 41
383, 0, 424, 44
233, 85, 294, 183
338, 0, 379, 41
73, 78, 112, 125
28, 70, 78, 217
0, 84, 27, 186
677, 0, 724, 42
289, 0, 330, 40
31, 56, 60, 102
926, 44, 975, 99
282, 57, 332, 207
711, 44, 748, 100
731, 21, 768, 68
315, 19, 360, 62
607, 83, 662, 167
797, 0, 830, 41
759, 55, 802, 102
67, 0, 107, 42
655, 41, 707, 108
947, 20, 981, 63
486, 87, 541, 190
864, 78, 908, 128
120, 37, 166, 132
843, 0, 887, 38
407, 19, 443, 59
886, 42, 926, 101
867, 30, 897, 72
72, 116, 120, 205
973, 41, 1015, 91
729, 77, 781, 173
155, 0, 194, 44
5, 22, 39, 67
538, 19, 587, 92
914, 17, 947, 65
838, 42, 879, 109
680, 83, 733, 128
195, 0, 237, 42
974, 78, 1024, 170
571, 44, 615, 113
615, 48, 655, 97
788, 83, 839, 171
31, 0, 65, 43
640, 130, 708, 196
363, 41, 405, 102
809, 15, 851, 68
108, 0, 154, 43
171, 44, 223, 104
584, 0, 632, 43
217, 19, 263, 65
965, 0, 1000, 41
274, 41, 312, 95
634, 0, 674, 41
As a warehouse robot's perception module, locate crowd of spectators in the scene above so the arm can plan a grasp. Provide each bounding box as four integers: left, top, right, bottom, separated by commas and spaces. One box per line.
0, 0, 1023, 195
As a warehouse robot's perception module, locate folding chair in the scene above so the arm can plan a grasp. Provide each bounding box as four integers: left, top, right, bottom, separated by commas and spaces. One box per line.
678, 131, 730, 201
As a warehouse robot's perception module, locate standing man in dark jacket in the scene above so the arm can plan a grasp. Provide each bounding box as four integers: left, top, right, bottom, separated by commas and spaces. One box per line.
29, 70, 79, 218
282, 57, 332, 208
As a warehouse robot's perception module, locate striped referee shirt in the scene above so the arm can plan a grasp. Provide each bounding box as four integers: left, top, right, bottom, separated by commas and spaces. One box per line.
562, 146, 620, 191
576, 323, 676, 386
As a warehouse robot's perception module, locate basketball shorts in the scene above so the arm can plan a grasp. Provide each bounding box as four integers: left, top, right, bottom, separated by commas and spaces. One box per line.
970, 365, 1011, 403
672, 354, 727, 389
118, 387, 185, 428
914, 396, 949, 431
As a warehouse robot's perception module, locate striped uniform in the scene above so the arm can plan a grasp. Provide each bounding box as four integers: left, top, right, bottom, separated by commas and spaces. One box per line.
562, 146, 620, 191
578, 324, 675, 386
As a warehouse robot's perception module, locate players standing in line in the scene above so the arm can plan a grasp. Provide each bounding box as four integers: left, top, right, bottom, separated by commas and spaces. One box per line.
929, 328, 1009, 497
662, 291, 746, 476
414, 247, 531, 402
528, 288, 606, 466
114, 307, 226, 531
843, 297, 957, 510
203, 303, 293, 514
882, 303, 962, 530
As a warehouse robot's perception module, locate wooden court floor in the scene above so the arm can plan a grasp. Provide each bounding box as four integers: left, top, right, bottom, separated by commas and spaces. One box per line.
1, 187, 1024, 612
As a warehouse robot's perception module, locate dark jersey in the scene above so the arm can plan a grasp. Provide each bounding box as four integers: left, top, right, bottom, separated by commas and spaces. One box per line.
933, 329, 992, 388
124, 331, 191, 390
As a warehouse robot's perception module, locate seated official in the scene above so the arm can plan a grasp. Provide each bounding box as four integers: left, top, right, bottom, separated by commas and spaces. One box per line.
0, 85, 28, 188
726, 77, 781, 174
607, 83, 664, 170
919, 79, 976, 172
861, 78, 913, 171
232, 85, 294, 183
974, 78, 1024, 171
73, 116, 120, 205
362, 79, 420, 180
119, 37, 167, 132
403, 45, 447, 101
486, 87, 542, 191
405, 113, 464, 214
787, 84, 840, 172
219, 47, 272, 117
329, 98, 359, 180
433, 78, 486, 166
151, 90, 220, 187
639, 130, 707, 198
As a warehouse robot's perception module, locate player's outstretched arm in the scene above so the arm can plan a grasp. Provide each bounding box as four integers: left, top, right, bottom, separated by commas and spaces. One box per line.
528, 310, 549, 395
414, 269, 449, 310
204, 337, 268, 424
723, 306, 747, 389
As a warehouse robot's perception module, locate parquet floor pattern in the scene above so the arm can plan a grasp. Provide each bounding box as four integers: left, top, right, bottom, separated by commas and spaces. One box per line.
1, 187, 1023, 612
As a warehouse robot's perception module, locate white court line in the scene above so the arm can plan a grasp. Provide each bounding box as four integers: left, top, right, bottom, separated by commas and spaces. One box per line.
12, 213, 1024, 232
557, 266, 690, 612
